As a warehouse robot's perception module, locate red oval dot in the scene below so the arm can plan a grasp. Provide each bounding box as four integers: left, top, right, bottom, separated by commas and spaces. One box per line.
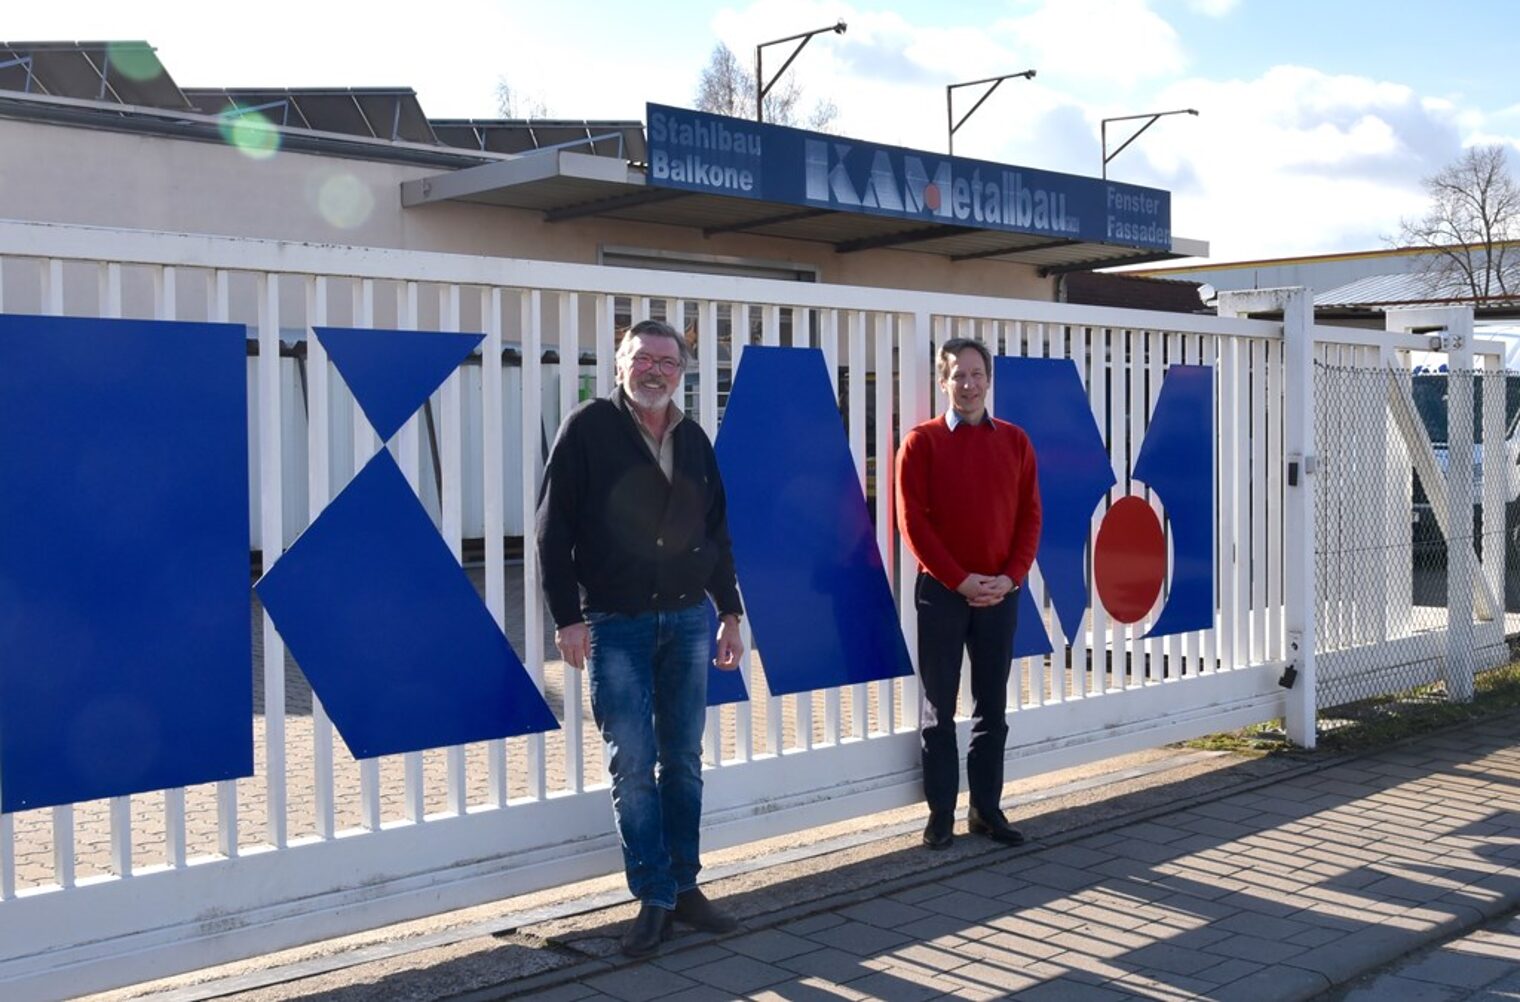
923, 183, 941, 211
1094, 496, 1167, 624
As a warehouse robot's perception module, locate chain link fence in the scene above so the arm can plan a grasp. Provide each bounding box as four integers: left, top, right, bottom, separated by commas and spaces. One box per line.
1314, 362, 1518, 720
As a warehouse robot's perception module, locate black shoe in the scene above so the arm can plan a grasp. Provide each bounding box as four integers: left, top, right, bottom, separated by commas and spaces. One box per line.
968, 805, 1026, 846
621, 903, 671, 956
922, 810, 954, 850
672, 887, 739, 934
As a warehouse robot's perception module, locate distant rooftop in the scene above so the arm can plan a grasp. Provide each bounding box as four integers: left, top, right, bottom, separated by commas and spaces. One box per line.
0, 40, 643, 161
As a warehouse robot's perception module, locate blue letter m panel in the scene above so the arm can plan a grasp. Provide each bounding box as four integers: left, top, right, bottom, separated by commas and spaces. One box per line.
0, 314, 253, 812
715, 346, 913, 696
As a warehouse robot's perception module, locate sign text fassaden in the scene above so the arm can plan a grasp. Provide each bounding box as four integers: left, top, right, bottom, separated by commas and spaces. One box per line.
646, 103, 1171, 252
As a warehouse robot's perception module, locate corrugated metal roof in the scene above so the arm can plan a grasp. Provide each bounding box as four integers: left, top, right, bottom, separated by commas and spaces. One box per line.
1316, 272, 1520, 310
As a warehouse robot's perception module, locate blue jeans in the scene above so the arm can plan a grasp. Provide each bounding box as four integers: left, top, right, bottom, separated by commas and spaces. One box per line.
585, 604, 709, 909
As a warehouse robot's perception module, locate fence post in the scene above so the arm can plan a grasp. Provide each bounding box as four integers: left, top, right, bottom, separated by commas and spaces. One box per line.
1219, 288, 1317, 748
1446, 321, 1477, 701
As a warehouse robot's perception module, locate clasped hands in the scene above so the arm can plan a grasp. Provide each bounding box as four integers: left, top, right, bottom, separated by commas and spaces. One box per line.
956, 573, 1015, 608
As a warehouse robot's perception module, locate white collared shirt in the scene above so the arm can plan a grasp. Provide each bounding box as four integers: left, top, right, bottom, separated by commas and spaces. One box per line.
945, 409, 992, 432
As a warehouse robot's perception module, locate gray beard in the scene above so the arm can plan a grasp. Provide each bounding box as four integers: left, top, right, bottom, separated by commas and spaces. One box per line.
627, 381, 674, 412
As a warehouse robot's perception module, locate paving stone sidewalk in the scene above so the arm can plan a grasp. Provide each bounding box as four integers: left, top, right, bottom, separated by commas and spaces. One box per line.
162, 714, 1520, 1002
481, 714, 1520, 1002
1321, 907, 1520, 1001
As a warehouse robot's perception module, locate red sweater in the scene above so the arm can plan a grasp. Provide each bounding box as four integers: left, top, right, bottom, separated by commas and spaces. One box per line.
896, 414, 1042, 591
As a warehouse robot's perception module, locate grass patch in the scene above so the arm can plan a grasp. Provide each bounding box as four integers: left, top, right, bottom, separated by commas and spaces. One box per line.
1183, 661, 1520, 757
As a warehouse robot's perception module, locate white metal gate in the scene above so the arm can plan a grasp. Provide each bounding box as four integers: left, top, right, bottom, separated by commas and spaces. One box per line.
0, 221, 1322, 1000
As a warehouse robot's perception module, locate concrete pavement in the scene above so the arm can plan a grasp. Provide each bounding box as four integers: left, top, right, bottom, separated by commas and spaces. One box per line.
99, 711, 1520, 1001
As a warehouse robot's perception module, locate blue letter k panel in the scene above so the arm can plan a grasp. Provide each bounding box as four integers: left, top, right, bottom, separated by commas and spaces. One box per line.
256, 450, 558, 758
0, 314, 252, 812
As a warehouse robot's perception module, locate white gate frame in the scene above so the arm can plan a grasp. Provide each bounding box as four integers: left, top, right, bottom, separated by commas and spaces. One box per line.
0, 220, 1297, 1000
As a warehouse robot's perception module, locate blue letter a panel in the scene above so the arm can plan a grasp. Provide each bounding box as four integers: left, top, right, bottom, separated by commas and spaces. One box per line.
715, 346, 912, 696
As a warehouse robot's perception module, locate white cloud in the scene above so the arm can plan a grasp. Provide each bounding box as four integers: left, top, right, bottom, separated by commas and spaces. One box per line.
1130, 66, 1464, 257
1187, 0, 1240, 15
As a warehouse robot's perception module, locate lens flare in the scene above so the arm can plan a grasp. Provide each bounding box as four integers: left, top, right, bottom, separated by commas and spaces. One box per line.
316, 173, 376, 229
218, 109, 280, 161
106, 42, 163, 83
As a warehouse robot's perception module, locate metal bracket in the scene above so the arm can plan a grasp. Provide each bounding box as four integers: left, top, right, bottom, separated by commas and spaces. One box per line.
1279, 630, 1303, 689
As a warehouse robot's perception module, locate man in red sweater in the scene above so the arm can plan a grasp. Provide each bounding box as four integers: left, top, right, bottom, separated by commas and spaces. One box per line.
896, 337, 1041, 849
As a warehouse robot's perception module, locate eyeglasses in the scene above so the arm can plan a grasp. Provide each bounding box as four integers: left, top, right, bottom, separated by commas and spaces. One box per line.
630, 353, 684, 375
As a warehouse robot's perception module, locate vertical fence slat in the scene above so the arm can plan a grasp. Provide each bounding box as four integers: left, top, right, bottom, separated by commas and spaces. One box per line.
1483, 350, 1505, 648
305, 276, 336, 838
793, 306, 815, 751
212, 268, 241, 856
521, 290, 548, 798
158, 267, 188, 868
0, 813, 13, 899
848, 310, 869, 740
1142, 329, 1163, 679
441, 284, 469, 813
154, 265, 188, 866
1267, 338, 1284, 662
556, 291, 585, 792
397, 282, 426, 823
1164, 331, 1185, 678
1232, 339, 1251, 668
355, 279, 382, 831
482, 287, 509, 806
1200, 332, 1220, 674
598, 295, 618, 784
1125, 328, 1144, 687
1050, 322, 1071, 702
1217, 335, 1238, 674
819, 308, 843, 746
899, 311, 927, 733
258, 273, 288, 848
873, 312, 896, 734
758, 304, 785, 753
1084, 327, 1109, 691
1068, 324, 1091, 695
697, 299, 723, 766
96, 261, 134, 877
730, 304, 754, 761
1028, 322, 1052, 704
1251, 339, 1269, 665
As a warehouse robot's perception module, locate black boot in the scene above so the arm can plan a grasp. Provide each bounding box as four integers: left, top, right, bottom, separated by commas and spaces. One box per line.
672, 887, 738, 934
968, 804, 1026, 846
922, 810, 954, 850
621, 903, 671, 956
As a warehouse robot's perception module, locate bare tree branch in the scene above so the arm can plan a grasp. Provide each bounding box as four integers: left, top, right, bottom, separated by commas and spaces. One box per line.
496, 79, 550, 120
693, 42, 840, 133
1399, 145, 1520, 302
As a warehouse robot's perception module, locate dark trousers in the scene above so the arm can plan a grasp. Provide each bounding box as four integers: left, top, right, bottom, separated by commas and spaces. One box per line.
916, 571, 1018, 817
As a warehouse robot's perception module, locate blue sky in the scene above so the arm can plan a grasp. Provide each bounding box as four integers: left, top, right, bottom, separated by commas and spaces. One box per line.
13, 1, 1520, 262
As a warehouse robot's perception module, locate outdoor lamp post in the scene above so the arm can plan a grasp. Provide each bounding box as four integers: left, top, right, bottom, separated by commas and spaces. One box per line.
755, 20, 847, 123
946, 70, 1037, 156
1101, 108, 1198, 179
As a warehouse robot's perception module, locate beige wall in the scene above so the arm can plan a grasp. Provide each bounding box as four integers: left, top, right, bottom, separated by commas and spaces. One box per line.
0, 117, 1053, 300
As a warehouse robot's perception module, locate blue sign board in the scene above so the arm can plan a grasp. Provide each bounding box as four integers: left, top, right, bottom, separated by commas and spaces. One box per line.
646, 103, 1171, 252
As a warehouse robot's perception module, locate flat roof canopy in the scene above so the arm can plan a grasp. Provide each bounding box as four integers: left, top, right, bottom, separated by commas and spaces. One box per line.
401, 150, 1207, 275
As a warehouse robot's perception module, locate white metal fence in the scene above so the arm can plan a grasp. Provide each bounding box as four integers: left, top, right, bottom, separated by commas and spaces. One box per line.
1309, 308, 1515, 708
0, 221, 1498, 1000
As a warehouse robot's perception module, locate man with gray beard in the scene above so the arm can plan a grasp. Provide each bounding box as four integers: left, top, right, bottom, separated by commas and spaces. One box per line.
536, 319, 745, 956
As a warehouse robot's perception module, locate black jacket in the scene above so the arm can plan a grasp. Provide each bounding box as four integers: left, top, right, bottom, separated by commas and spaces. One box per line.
535, 391, 743, 628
